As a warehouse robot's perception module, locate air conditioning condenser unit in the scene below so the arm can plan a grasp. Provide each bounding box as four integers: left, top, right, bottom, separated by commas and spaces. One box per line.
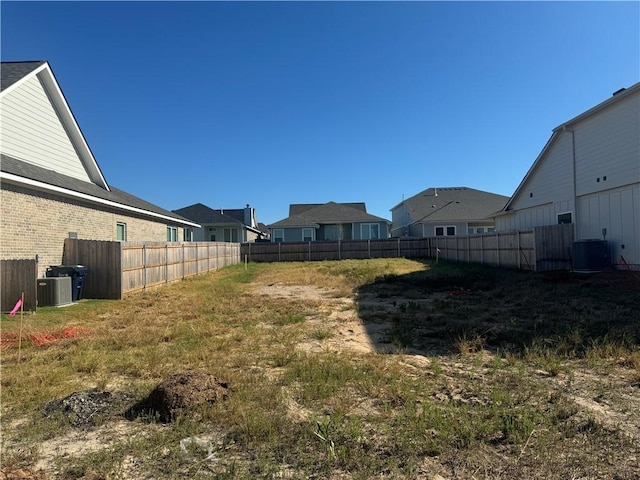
37, 277, 72, 307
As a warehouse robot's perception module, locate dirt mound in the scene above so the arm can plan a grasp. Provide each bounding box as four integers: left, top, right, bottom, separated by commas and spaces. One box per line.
144, 370, 229, 422
43, 389, 133, 428
0, 468, 46, 480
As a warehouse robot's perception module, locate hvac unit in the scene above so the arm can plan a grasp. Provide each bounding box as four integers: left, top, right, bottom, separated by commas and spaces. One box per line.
37, 277, 73, 307
573, 239, 610, 272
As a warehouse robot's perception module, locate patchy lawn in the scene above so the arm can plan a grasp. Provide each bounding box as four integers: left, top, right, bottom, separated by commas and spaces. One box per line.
1, 259, 638, 479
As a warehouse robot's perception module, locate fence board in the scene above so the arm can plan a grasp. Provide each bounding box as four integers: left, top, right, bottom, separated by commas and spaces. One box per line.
64, 239, 240, 298
64, 238, 122, 299
240, 229, 567, 272
1, 259, 37, 312
534, 224, 574, 271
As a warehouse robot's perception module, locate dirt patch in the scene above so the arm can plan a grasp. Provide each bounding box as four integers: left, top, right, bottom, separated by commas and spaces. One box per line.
43, 389, 133, 428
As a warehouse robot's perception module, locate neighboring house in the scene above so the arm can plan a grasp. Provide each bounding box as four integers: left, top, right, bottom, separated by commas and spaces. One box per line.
173, 203, 265, 243
391, 187, 509, 238
0, 61, 200, 278
257, 222, 271, 241
269, 201, 390, 242
496, 82, 640, 268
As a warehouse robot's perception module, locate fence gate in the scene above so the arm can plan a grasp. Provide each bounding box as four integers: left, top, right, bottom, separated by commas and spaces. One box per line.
1, 259, 37, 312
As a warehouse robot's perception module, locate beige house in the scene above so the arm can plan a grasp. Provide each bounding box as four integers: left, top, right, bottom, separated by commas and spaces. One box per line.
496, 82, 640, 269
0, 61, 199, 278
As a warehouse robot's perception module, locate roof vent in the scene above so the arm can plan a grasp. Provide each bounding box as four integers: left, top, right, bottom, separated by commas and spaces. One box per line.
612, 87, 626, 96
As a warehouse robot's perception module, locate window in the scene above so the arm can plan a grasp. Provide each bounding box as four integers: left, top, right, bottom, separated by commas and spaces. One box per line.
167, 226, 178, 242
273, 229, 284, 243
183, 228, 193, 242
557, 212, 572, 224
223, 228, 239, 243
361, 223, 380, 240
487, 227, 496, 233
302, 228, 314, 242
435, 226, 455, 236
116, 223, 127, 241
467, 228, 474, 235
476, 227, 485, 234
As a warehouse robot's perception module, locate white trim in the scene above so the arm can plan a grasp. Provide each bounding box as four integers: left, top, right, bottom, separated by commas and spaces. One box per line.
273, 228, 284, 242
302, 227, 314, 242
0, 172, 200, 227
360, 222, 380, 240
557, 211, 573, 224
434, 225, 456, 236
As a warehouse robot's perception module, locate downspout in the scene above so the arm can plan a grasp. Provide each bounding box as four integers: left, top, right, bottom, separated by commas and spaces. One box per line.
563, 126, 578, 240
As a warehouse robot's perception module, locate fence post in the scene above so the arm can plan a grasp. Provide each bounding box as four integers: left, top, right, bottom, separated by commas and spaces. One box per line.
480, 235, 484, 264
338, 240, 341, 260
517, 231, 521, 270
496, 232, 500, 267
397, 238, 400, 258
165, 244, 169, 284
309, 241, 311, 261
278, 242, 281, 262
142, 244, 147, 290
182, 244, 185, 279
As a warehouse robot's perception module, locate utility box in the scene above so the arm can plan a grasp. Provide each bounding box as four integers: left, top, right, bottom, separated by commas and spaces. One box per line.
573, 239, 610, 272
46, 265, 89, 301
37, 277, 73, 307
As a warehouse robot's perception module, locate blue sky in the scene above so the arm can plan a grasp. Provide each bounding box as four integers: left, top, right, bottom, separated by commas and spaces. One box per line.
2, 1, 638, 225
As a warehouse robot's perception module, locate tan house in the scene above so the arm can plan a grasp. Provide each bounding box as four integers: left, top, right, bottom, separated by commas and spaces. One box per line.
0, 61, 199, 278
496, 83, 640, 269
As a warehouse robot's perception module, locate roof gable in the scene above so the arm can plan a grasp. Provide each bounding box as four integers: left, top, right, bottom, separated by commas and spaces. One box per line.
173, 203, 244, 225
502, 82, 640, 212
272, 201, 389, 227
0, 61, 109, 190
396, 187, 509, 223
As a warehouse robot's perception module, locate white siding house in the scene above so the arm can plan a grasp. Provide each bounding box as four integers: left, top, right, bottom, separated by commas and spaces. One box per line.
496, 83, 640, 269
1, 61, 200, 277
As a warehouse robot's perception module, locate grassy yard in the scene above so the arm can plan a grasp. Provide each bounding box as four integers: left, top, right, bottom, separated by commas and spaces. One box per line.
1, 259, 639, 479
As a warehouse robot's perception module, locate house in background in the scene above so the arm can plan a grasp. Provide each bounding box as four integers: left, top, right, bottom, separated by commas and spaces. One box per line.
173, 203, 265, 243
269, 201, 390, 242
496, 82, 640, 269
0, 61, 199, 278
391, 187, 509, 238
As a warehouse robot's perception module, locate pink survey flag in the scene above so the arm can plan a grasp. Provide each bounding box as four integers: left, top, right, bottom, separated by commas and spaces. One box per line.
436, 248, 441, 253
9, 298, 23, 316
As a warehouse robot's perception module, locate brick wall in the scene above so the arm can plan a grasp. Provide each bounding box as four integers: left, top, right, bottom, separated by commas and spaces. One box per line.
1, 183, 187, 278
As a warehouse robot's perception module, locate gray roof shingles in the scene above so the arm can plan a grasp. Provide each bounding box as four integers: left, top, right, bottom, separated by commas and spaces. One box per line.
172, 203, 245, 225
271, 201, 388, 227
1, 154, 195, 226
399, 187, 509, 223
0, 61, 45, 91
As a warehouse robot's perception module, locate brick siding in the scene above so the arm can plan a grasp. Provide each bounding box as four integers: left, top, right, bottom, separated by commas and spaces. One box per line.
1, 183, 186, 277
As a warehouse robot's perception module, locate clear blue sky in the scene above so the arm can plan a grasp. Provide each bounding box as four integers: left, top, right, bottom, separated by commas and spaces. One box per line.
2, 1, 638, 225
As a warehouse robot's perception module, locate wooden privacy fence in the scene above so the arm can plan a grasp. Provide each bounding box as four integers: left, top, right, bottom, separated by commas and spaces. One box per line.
241, 224, 574, 272
1, 259, 37, 313
64, 239, 241, 299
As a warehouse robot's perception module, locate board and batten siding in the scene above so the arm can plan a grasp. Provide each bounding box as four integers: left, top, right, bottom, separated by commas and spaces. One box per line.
508, 133, 575, 212
574, 91, 640, 197
495, 200, 574, 232
0, 74, 91, 183
576, 184, 640, 266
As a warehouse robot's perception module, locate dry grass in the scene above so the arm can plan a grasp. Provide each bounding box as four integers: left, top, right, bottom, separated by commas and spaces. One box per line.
1, 259, 639, 479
